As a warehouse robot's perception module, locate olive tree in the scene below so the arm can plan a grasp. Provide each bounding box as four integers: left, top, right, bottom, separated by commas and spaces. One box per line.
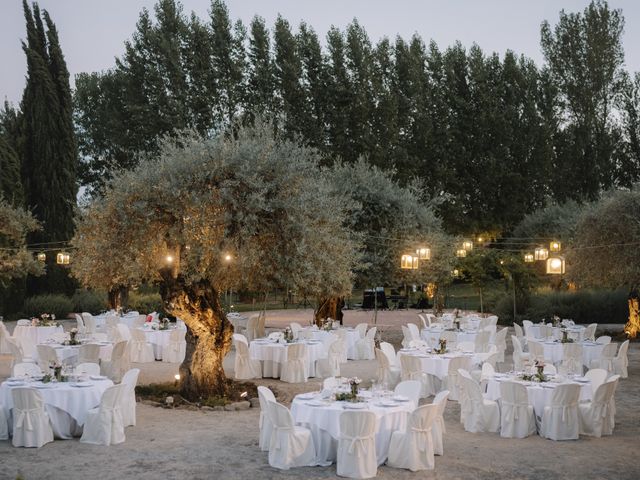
72, 125, 358, 398
568, 189, 640, 338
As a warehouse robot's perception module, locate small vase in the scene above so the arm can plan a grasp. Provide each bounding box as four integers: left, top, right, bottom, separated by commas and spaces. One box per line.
350, 383, 358, 397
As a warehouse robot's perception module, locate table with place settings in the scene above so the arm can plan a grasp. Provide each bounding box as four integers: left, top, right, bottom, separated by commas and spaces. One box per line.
39, 341, 114, 364
299, 327, 360, 359
536, 340, 606, 367
13, 325, 64, 345
421, 327, 483, 346
137, 325, 186, 360
397, 348, 481, 380
249, 339, 327, 378
0, 376, 113, 439
291, 388, 415, 466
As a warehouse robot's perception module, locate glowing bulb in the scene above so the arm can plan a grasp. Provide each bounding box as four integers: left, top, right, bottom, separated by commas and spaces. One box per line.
174, 374, 180, 381
225, 254, 232, 262
166, 255, 174, 263
551, 258, 561, 269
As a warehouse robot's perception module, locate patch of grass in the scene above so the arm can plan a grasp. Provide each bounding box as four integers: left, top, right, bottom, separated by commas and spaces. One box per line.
136, 379, 259, 407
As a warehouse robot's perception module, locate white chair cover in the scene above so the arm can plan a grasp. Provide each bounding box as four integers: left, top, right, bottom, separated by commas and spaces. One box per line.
583, 323, 597, 341
528, 340, 545, 363
499, 381, 536, 438
257, 386, 276, 451
0, 404, 8, 440
401, 325, 413, 349
539, 383, 581, 441
387, 403, 438, 471
595, 335, 611, 344
13, 362, 43, 377
354, 323, 368, 340
458, 370, 500, 433
256, 312, 266, 339
561, 343, 584, 376
494, 327, 508, 363
590, 342, 616, 372
431, 390, 449, 456
17, 335, 37, 361
267, 401, 316, 470
121, 368, 140, 427
584, 368, 608, 394
280, 343, 309, 383
232, 334, 261, 380
337, 410, 377, 479
407, 323, 420, 342
334, 329, 349, 363
394, 380, 421, 407
162, 328, 187, 363
511, 335, 530, 371
129, 329, 155, 363
115, 324, 132, 342
16, 319, 31, 326
522, 320, 534, 339
355, 327, 376, 360
380, 342, 399, 369
75, 362, 101, 376
375, 349, 400, 389
0, 320, 14, 354
11, 388, 54, 448
101, 341, 130, 382
400, 355, 436, 398
474, 331, 491, 353
579, 375, 619, 437
440, 330, 458, 350
445, 356, 471, 401
288, 322, 302, 341
316, 340, 342, 378
75, 314, 86, 334
80, 384, 126, 445
82, 313, 97, 334
36, 345, 58, 371
78, 344, 101, 364
613, 340, 629, 378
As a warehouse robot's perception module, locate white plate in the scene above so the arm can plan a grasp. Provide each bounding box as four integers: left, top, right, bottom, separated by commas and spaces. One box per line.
298, 392, 317, 400
574, 378, 590, 383
343, 403, 367, 410
5, 381, 26, 387
305, 400, 325, 407
393, 395, 409, 402
71, 382, 94, 388
90, 375, 108, 381
34, 383, 55, 388
377, 400, 397, 407
306, 341, 320, 345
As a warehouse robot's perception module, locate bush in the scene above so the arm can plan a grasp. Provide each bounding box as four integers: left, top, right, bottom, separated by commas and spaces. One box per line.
71, 289, 107, 314
129, 292, 164, 315
23, 294, 74, 319
525, 289, 628, 324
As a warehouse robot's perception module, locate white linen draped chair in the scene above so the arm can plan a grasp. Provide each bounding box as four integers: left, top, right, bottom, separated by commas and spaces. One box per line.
474, 331, 491, 353
17, 335, 37, 361
527, 340, 545, 363
241, 316, 258, 342
375, 348, 400, 389
78, 344, 101, 364
105, 315, 119, 329
0, 320, 14, 354
583, 323, 597, 341
7, 337, 35, 368
337, 410, 377, 479
494, 327, 508, 363
579, 375, 619, 437
36, 345, 58, 371
596, 335, 611, 344
457, 370, 500, 433
0, 404, 8, 440
400, 355, 437, 398
613, 340, 629, 378
232, 334, 261, 380
394, 380, 421, 408
400, 325, 413, 349
13, 362, 43, 377
75, 362, 101, 376
257, 386, 276, 452
11, 388, 54, 448
444, 356, 471, 401
539, 383, 581, 441
289, 322, 302, 341
387, 403, 439, 471
162, 328, 186, 363
115, 324, 132, 343
316, 340, 342, 378
380, 342, 400, 370
129, 329, 155, 363
590, 343, 617, 372
407, 323, 421, 343
267, 401, 316, 470
539, 324, 553, 340
440, 330, 458, 350
513, 323, 526, 349
511, 336, 530, 371
457, 341, 475, 353
121, 368, 140, 427
256, 312, 266, 339
585, 368, 608, 394
101, 340, 130, 382
522, 320, 534, 339
431, 390, 449, 456
471, 362, 495, 392
355, 323, 368, 340
75, 314, 86, 334
280, 343, 309, 383
355, 327, 376, 361
561, 343, 584, 376
80, 384, 126, 445
417, 314, 429, 330
335, 329, 349, 363
499, 381, 536, 438
82, 313, 97, 334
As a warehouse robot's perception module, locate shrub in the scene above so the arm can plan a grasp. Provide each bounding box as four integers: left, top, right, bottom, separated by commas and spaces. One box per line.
525, 289, 628, 324
71, 289, 107, 314
129, 292, 164, 315
23, 294, 74, 319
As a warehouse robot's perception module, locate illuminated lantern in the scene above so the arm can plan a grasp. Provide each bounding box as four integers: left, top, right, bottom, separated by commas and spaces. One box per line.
452, 268, 460, 277
462, 240, 473, 251
456, 249, 467, 258
416, 247, 431, 260
401, 254, 418, 270
549, 240, 561, 252
37, 252, 46, 262
546, 256, 565, 275
524, 253, 534, 263
56, 252, 70, 265
534, 247, 549, 261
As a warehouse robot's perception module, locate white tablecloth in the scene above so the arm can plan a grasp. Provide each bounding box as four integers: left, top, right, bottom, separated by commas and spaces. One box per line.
291, 391, 414, 466
138, 326, 185, 360
0, 378, 113, 438
398, 350, 478, 379
43, 342, 113, 364
527, 324, 585, 342
421, 328, 480, 346
13, 325, 64, 346
537, 341, 605, 366
249, 340, 326, 378
300, 328, 360, 359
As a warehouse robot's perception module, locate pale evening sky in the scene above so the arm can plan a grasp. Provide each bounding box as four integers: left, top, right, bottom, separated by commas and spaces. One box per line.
2, 0, 640, 105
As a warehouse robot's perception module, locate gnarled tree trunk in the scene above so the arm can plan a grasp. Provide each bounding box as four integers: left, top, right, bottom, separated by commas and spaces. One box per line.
107, 285, 129, 310
159, 271, 233, 400
625, 288, 639, 339
314, 296, 344, 326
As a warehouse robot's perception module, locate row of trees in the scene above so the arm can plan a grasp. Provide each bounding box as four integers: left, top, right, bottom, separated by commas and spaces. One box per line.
73, 0, 640, 235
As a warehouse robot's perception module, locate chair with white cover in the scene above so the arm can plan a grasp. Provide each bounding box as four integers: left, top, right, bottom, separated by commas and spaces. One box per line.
440, 330, 458, 350
354, 323, 368, 340
280, 343, 308, 383
316, 340, 342, 378
528, 340, 545, 363
387, 403, 439, 471
232, 334, 261, 380
101, 341, 130, 382
75, 362, 101, 376
613, 340, 629, 378
288, 322, 302, 341
256, 312, 266, 339
75, 314, 86, 334
584, 368, 608, 394
494, 327, 508, 363
474, 331, 491, 353
115, 324, 132, 342
400, 355, 437, 398
444, 356, 471, 401
17, 335, 37, 361
511, 336, 530, 371
82, 313, 97, 334
0, 320, 14, 354
337, 410, 377, 479
400, 325, 414, 348
355, 327, 376, 361
560, 343, 583, 376
457, 341, 475, 353
583, 323, 597, 342
522, 320, 534, 339
417, 314, 429, 330
0, 404, 7, 441
11, 388, 54, 448
394, 380, 422, 407
80, 384, 126, 445
267, 401, 316, 470
539, 383, 581, 441
579, 374, 619, 437
6, 337, 34, 368
471, 362, 495, 391
457, 370, 500, 433
407, 323, 420, 343
78, 344, 101, 364
431, 390, 449, 456
129, 329, 155, 363
513, 323, 526, 348
335, 329, 349, 363
36, 345, 58, 372
257, 386, 276, 451
13, 362, 42, 377
596, 335, 611, 344
499, 381, 536, 438
380, 342, 399, 370
375, 348, 400, 389
589, 342, 617, 372
162, 328, 186, 363
121, 368, 140, 427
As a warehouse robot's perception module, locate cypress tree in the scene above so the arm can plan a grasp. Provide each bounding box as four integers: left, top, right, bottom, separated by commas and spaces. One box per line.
244, 15, 274, 122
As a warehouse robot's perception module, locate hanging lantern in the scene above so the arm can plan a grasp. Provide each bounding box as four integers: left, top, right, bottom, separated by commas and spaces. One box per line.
416, 247, 431, 260
56, 251, 70, 265
456, 249, 467, 258
462, 240, 473, 251
37, 252, 46, 262
477, 236, 484, 243
524, 253, 534, 263
546, 256, 565, 275
549, 240, 561, 252
452, 268, 460, 278
534, 246, 549, 261
401, 254, 418, 270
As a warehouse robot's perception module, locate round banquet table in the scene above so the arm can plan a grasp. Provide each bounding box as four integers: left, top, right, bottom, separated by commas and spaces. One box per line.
249, 339, 326, 378
398, 349, 478, 379
0, 377, 113, 439
527, 324, 586, 342
138, 326, 185, 360
421, 327, 480, 346
536, 340, 606, 367
13, 325, 64, 346
41, 341, 113, 364
299, 327, 360, 359
291, 389, 414, 466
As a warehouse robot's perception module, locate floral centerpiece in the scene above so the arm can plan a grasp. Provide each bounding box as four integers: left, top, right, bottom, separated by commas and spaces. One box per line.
65, 327, 80, 346
153, 318, 171, 330
552, 315, 561, 328
522, 360, 548, 382
349, 377, 361, 396
335, 377, 361, 402
560, 330, 574, 343
434, 338, 447, 354
283, 326, 294, 343
32, 313, 58, 327
321, 318, 334, 331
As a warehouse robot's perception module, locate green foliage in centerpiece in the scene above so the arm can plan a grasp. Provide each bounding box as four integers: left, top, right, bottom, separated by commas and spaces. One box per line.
434, 338, 447, 354
335, 392, 358, 402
